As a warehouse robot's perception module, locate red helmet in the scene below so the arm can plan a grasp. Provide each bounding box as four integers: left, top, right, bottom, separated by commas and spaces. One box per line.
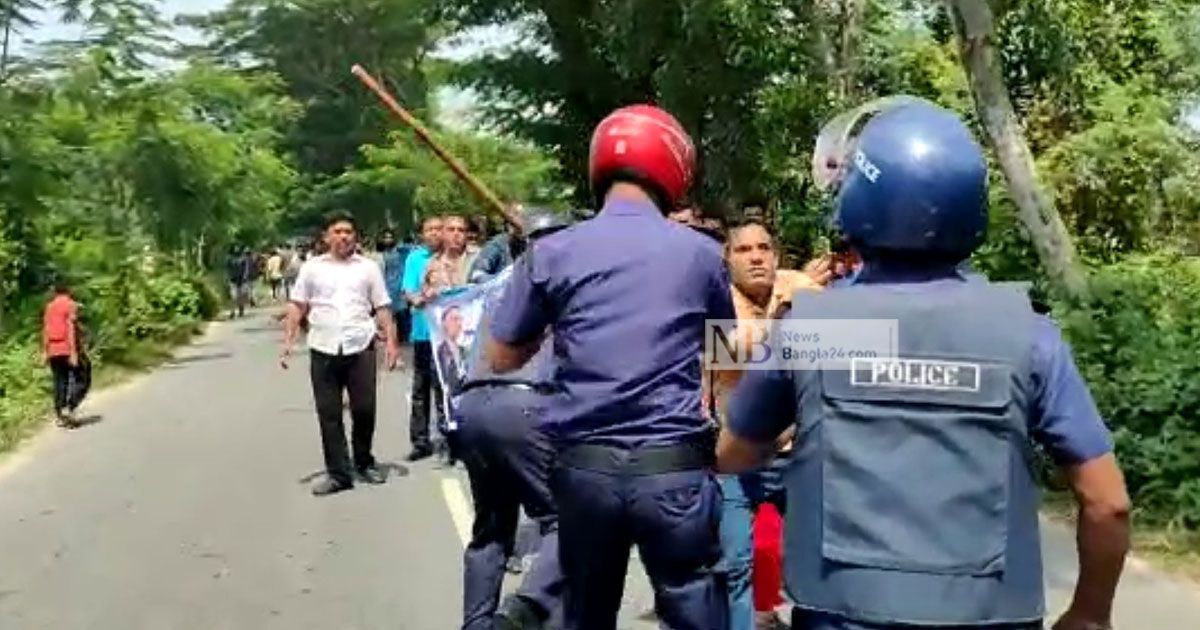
588, 104, 696, 210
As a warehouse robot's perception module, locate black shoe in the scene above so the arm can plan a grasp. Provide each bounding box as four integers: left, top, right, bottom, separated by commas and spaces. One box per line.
356, 466, 385, 485
311, 477, 352, 496
405, 447, 432, 462
494, 595, 545, 630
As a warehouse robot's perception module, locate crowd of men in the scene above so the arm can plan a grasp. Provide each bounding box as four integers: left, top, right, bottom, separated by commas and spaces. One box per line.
280, 95, 1133, 630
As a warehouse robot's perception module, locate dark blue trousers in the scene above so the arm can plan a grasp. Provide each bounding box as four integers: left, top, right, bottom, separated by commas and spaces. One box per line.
552, 460, 727, 630
457, 386, 563, 630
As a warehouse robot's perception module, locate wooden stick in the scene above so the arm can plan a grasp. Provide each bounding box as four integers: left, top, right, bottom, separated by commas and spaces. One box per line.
350, 64, 524, 232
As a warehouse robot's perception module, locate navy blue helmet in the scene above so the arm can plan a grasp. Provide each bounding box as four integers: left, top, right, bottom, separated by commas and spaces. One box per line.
812, 96, 988, 262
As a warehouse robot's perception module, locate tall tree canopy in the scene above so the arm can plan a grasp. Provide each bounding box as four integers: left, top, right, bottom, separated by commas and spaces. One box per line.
182, 0, 441, 177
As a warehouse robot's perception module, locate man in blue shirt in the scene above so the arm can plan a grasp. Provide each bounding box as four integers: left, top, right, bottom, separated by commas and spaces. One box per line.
379, 228, 413, 343
402, 215, 444, 462
717, 96, 1131, 630
486, 104, 736, 630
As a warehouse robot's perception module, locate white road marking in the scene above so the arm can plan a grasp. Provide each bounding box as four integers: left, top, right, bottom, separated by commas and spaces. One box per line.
440, 475, 473, 547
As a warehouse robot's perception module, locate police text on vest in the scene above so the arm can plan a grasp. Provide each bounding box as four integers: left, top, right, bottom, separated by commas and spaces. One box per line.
851, 357, 981, 392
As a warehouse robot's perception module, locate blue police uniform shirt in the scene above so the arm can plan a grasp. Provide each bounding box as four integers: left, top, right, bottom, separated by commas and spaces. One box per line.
401, 245, 434, 342
489, 198, 737, 448
727, 263, 1114, 465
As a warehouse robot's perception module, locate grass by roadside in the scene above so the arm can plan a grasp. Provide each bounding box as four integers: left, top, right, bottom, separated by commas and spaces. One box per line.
1042, 490, 1200, 584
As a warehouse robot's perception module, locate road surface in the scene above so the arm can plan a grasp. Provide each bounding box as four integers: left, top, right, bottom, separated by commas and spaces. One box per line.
0, 313, 1198, 629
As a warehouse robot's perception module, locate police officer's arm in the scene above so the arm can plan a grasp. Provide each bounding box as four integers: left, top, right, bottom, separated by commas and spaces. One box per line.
485, 254, 548, 373
1030, 318, 1131, 630
717, 368, 797, 473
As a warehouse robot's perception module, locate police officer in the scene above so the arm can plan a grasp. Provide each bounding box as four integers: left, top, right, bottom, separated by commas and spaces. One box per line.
486, 104, 737, 630
716, 96, 1132, 630
456, 209, 573, 630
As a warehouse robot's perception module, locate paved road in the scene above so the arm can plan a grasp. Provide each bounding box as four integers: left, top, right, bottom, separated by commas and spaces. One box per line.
1, 314, 1198, 629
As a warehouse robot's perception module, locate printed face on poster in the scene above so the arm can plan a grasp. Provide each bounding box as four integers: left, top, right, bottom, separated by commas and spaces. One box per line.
426, 266, 513, 429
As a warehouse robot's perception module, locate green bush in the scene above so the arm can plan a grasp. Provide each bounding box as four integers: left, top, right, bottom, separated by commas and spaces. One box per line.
0, 339, 47, 452
1055, 254, 1200, 528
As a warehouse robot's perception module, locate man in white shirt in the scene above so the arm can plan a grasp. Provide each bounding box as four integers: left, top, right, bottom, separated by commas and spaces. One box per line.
282, 212, 401, 496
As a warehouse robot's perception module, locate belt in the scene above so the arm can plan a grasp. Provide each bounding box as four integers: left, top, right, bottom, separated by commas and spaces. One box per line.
559, 441, 715, 476
459, 378, 559, 395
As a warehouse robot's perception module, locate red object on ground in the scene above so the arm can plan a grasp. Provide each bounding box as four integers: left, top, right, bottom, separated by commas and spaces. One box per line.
752, 502, 785, 612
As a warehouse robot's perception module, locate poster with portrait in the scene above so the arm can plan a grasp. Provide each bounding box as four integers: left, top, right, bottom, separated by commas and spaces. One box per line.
426, 266, 514, 430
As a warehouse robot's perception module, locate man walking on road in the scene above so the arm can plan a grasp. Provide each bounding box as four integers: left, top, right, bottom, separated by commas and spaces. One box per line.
266, 247, 285, 301
282, 212, 400, 497
226, 245, 254, 319
403, 215, 444, 462
42, 280, 82, 428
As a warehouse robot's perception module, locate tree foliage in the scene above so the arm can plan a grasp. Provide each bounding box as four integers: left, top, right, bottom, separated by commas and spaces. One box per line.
183, 0, 441, 177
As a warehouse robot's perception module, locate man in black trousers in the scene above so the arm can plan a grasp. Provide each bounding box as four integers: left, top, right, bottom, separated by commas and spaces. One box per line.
282, 212, 401, 496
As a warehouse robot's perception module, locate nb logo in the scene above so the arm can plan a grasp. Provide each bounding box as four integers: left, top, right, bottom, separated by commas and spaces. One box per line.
707, 324, 773, 366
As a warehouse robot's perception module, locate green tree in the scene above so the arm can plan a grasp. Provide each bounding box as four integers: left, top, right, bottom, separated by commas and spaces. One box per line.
0, 0, 42, 80
183, 0, 441, 177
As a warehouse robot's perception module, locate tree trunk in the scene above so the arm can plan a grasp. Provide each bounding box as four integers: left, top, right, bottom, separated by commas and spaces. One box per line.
944, 0, 1089, 300
196, 231, 206, 272
837, 0, 867, 102
1, 2, 13, 83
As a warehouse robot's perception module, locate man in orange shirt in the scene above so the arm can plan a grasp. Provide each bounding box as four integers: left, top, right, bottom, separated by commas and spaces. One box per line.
713, 218, 832, 630
42, 280, 81, 428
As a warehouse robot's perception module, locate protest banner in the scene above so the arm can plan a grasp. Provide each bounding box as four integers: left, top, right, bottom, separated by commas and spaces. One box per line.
425, 266, 514, 430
